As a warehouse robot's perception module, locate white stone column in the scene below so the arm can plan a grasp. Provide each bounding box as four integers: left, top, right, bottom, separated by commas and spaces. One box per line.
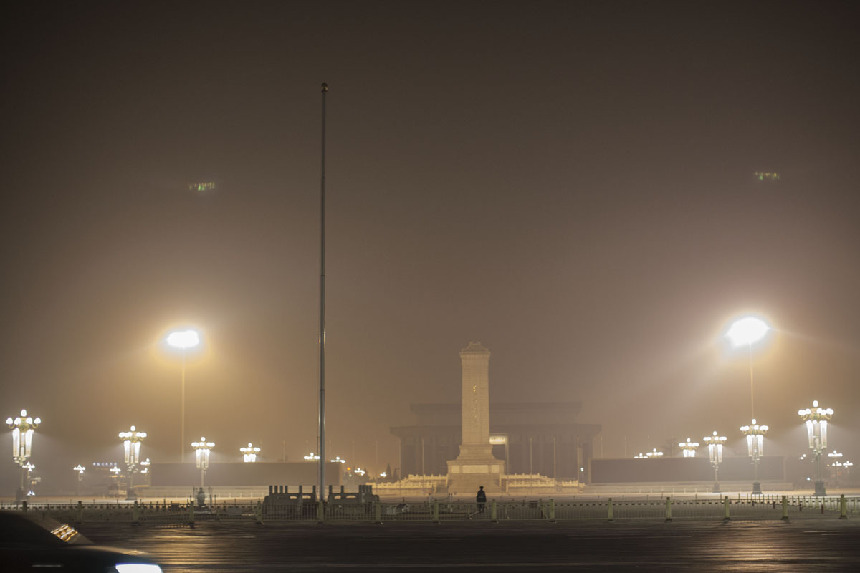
459, 341, 492, 459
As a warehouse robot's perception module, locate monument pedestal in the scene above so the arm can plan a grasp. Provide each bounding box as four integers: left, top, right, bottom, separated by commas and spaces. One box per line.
447, 444, 505, 494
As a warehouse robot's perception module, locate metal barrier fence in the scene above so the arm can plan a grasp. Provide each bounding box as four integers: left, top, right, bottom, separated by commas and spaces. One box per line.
2, 495, 857, 524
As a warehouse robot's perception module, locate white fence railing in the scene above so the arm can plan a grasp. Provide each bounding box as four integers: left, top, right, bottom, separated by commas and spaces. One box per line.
2, 494, 858, 524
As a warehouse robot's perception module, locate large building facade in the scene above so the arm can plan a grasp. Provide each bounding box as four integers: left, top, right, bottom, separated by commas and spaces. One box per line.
391, 402, 601, 480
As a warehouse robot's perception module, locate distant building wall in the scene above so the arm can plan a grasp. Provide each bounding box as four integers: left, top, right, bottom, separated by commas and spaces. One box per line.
391, 403, 601, 479
591, 456, 785, 483
149, 462, 343, 487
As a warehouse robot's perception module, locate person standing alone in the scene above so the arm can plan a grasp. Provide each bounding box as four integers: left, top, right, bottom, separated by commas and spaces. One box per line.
476, 485, 487, 514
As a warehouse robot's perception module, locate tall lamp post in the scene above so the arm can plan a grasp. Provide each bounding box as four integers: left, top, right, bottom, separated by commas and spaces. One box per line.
6, 409, 41, 502
119, 426, 146, 499
73, 464, 86, 497
726, 315, 771, 495
798, 400, 833, 496
166, 328, 201, 463
192, 437, 214, 488
740, 419, 768, 495
703, 431, 727, 493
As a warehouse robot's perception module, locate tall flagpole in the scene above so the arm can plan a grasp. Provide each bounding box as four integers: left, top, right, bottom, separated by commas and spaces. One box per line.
318, 82, 328, 499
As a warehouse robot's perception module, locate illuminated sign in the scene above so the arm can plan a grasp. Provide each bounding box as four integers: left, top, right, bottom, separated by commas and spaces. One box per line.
489, 434, 507, 445
754, 172, 780, 181
188, 181, 216, 192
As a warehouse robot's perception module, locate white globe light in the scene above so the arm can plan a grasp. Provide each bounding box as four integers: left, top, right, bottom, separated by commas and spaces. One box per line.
726, 316, 770, 347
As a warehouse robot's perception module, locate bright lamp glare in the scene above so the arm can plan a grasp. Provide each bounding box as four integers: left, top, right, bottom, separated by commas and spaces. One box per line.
115, 564, 163, 573
166, 329, 201, 350
725, 317, 769, 347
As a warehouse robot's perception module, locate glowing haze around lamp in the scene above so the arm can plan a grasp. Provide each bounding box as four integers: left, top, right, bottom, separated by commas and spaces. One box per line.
725, 316, 770, 348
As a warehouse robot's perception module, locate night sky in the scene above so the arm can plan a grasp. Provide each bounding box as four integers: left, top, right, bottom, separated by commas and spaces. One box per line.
2, 1, 859, 487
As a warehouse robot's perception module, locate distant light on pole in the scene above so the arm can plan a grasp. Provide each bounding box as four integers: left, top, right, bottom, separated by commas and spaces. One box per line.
645, 448, 663, 458
165, 327, 201, 463
678, 438, 699, 458
241, 443, 261, 463
703, 431, 727, 493
725, 315, 770, 422
7, 409, 41, 502
798, 400, 833, 497
73, 464, 85, 497
192, 437, 214, 488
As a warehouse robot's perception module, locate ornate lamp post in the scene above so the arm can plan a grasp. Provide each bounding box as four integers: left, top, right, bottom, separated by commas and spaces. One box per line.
73, 464, 86, 497
678, 438, 699, 458
119, 426, 146, 499
798, 400, 832, 496
192, 437, 214, 488
703, 431, 727, 493
740, 420, 768, 495
241, 443, 260, 463
6, 409, 41, 502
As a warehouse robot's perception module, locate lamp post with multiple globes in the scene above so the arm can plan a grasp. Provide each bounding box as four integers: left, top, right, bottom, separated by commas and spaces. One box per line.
119, 425, 147, 499
6, 409, 41, 502
703, 431, 727, 493
192, 437, 215, 488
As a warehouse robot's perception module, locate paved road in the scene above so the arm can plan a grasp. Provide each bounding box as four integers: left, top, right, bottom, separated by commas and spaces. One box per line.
76, 519, 860, 572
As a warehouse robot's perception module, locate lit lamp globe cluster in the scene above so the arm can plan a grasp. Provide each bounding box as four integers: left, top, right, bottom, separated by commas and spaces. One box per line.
6, 409, 41, 501
241, 443, 260, 463
798, 400, 833, 496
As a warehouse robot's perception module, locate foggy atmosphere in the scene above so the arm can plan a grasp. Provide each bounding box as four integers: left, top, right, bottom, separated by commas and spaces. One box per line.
2, 0, 860, 500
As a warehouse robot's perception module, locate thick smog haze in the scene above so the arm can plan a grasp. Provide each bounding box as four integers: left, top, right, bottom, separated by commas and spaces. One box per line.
2, 1, 859, 489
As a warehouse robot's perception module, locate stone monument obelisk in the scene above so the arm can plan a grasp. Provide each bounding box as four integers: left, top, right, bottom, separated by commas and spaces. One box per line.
447, 341, 505, 493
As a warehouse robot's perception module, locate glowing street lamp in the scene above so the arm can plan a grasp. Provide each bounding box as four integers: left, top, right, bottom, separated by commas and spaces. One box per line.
6, 409, 41, 501
645, 448, 663, 458
798, 400, 833, 496
241, 443, 261, 463
165, 327, 201, 463
725, 316, 770, 422
740, 419, 768, 495
73, 464, 86, 497
192, 437, 214, 487
703, 431, 727, 493
678, 438, 699, 458
119, 426, 146, 499
303, 452, 321, 461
